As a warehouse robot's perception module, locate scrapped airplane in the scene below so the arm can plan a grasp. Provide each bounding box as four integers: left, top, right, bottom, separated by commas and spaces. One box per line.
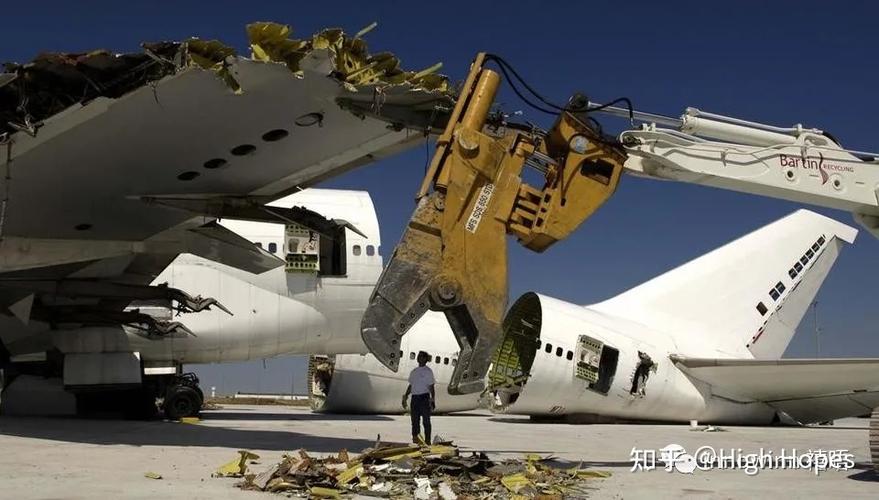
0, 23, 450, 418
1, 188, 386, 417
316, 210, 879, 426
309, 311, 480, 414
486, 210, 877, 425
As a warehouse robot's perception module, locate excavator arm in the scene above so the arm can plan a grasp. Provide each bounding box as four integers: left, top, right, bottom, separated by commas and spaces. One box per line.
360, 53, 626, 394
617, 108, 879, 238
360, 53, 879, 396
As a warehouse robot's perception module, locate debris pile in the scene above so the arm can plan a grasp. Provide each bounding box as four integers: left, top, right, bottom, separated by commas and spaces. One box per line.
215, 442, 609, 498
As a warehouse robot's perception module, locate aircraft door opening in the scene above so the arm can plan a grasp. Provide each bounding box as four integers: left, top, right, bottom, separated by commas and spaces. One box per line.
574, 334, 619, 395
284, 222, 349, 277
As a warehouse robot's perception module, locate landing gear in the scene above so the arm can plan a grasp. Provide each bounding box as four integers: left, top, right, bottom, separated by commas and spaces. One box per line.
164, 385, 201, 419
160, 373, 204, 420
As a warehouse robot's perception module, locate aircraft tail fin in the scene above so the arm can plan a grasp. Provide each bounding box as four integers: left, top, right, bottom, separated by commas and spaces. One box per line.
592, 210, 857, 358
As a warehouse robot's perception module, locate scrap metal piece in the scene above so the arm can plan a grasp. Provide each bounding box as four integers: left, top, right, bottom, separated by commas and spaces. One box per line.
36, 305, 196, 338
0, 280, 232, 317
131, 319, 195, 338
215, 450, 260, 477
309, 486, 341, 498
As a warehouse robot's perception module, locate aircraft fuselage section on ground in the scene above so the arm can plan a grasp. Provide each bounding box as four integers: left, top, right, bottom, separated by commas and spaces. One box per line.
490, 293, 775, 424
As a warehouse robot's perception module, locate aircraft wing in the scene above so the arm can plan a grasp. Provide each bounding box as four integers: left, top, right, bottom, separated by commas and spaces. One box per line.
0, 23, 451, 275
0, 23, 453, 343
672, 356, 879, 424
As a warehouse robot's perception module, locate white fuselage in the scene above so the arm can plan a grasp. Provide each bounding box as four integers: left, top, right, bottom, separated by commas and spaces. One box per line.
10, 189, 383, 368
310, 311, 480, 414
131, 189, 382, 364
490, 293, 775, 424
301, 209, 854, 424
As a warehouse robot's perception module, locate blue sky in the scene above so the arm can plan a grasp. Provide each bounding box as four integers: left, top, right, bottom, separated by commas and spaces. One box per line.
5, 1, 878, 394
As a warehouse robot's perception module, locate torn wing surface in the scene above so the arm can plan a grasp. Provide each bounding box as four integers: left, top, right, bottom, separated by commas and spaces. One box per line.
674, 356, 879, 423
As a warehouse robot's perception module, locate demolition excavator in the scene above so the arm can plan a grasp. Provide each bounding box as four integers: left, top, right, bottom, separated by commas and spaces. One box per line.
357, 52, 879, 396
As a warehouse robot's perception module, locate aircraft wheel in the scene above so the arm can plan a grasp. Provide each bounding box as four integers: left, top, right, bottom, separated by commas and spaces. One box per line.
194, 386, 205, 408
164, 385, 201, 420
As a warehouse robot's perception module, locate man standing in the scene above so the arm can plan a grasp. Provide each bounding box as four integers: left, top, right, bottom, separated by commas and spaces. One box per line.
402, 351, 435, 445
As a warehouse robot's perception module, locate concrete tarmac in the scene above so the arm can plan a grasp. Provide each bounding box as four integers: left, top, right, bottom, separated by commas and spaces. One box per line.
0, 405, 876, 499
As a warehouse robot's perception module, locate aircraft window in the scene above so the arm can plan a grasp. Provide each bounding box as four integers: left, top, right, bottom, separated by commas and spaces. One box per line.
556, 347, 563, 357
799, 256, 808, 265
806, 249, 814, 259
353, 245, 362, 256
775, 282, 786, 294
444, 357, 449, 365
399, 350, 403, 359
788, 269, 797, 279
769, 289, 780, 301
255, 242, 262, 248
566, 351, 573, 361
811, 243, 820, 252
435, 356, 441, 364
794, 262, 803, 272
409, 352, 416, 360
818, 236, 826, 245
545, 343, 553, 353
268, 242, 277, 254
756, 302, 768, 315
366, 245, 375, 256
536, 340, 541, 349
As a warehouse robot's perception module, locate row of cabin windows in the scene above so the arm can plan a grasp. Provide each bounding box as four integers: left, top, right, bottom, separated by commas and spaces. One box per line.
254, 242, 279, 254
254, 242, 377, 257
768, 281, 786, 301
406, 351, 456, 366
788, 235, 826, 280
536, 340, 575, 361
757, 235, 827, 316
352, 245, 377, 257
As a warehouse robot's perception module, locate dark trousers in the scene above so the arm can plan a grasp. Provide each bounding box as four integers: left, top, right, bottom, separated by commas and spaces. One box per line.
410, 393, 432, 443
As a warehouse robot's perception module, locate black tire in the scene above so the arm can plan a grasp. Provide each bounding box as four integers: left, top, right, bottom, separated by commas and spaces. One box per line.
164, 385, 201, 420
194, 386, 205, 408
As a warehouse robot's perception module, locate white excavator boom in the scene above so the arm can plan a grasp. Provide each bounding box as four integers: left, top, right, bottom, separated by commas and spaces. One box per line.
591, 105, 879, 238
